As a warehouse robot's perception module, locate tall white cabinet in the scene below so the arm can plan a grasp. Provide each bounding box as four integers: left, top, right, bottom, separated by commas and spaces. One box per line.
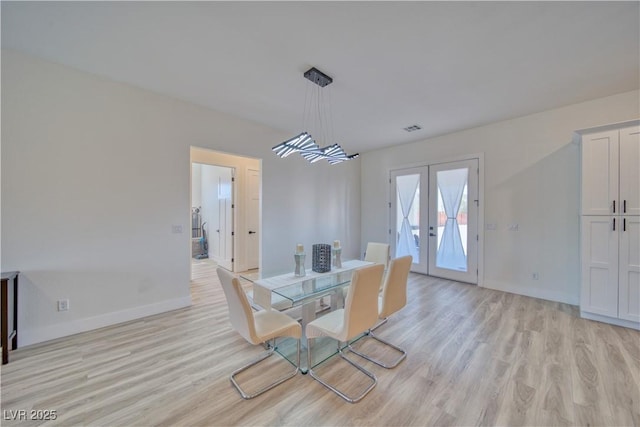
580, 123, 640, 329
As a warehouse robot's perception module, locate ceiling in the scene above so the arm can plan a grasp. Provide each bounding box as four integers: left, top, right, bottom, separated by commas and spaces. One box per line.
2, 1, 639, 154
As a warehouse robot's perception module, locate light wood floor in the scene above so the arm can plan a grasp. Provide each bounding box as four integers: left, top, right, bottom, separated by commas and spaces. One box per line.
1, 262, 639, 426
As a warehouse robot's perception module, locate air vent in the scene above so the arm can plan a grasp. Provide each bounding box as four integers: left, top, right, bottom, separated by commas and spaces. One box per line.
403, 125, 422, 132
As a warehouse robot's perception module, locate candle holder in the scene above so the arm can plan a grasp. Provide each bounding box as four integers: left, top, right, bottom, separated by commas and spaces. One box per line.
312, 244, 332, 273
332, 247, 342, 268
294, 253, 306, 277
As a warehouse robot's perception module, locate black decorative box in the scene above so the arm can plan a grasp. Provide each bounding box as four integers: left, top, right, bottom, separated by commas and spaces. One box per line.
312, 244, 332, 273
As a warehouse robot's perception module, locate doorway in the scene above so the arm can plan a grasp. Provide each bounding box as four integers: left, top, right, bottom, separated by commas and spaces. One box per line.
190, 147, 261, 275
191, 163, 235, 271
391, 158, 479, 284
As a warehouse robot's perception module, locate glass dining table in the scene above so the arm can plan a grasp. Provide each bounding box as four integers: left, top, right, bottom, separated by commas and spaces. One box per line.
242, 259, 373, 372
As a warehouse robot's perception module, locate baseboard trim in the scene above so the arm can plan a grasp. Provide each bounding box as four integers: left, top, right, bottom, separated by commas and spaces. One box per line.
20, 296, 192, 347
580, 311, 640, 330
481, 280, 578, 305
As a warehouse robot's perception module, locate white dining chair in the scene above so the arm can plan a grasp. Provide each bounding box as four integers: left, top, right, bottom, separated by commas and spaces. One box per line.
217, 267, 302, 399
348, 255, 412, 368
305, 263, 385, 403
364, 242, 390, 269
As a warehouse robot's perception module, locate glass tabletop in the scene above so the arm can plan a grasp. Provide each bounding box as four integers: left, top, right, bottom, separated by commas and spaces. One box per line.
239, 271, 261, 283
272, 269, 355, 305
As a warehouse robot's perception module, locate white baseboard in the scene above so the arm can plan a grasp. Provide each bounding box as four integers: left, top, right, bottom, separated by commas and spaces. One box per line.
481, 280, 578, 305
580, 311, 640, 330
19, 296, 192, 347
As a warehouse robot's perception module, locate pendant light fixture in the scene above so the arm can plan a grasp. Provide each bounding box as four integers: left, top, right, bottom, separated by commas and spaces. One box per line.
272, 67, 359, 165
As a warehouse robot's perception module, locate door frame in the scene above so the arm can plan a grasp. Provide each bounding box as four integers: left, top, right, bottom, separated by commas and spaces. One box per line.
388, 153, 485, 286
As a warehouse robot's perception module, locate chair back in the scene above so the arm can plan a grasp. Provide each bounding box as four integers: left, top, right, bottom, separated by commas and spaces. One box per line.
379, 255, 412, 318
364, 242, 390, 269
343, 264, 385, 341
217, 267, 258, 344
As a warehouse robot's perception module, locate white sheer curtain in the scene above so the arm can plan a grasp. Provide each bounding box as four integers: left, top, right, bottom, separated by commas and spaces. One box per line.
396, 174, 419, 262
436, 168, 467, 271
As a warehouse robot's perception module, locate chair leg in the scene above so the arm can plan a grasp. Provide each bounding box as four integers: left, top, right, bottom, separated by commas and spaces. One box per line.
369, 316, 388, 332
307, 340, 377, 403
348, 329, 407, 369
230, 338, 300, 399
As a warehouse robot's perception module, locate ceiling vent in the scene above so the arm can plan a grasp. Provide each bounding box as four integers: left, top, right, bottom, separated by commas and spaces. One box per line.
403, 125, 422, 132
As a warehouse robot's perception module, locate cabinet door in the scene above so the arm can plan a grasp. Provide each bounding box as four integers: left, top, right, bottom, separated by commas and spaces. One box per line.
581, 131, 619, 215
581, 216, 619, 317
619, 216, 640, 322
619, 126, 640, 216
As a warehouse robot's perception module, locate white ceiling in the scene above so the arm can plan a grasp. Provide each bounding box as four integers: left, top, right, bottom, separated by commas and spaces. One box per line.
2, 1, 639, 153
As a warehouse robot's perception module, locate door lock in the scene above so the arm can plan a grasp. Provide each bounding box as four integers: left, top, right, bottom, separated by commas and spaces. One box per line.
248, 231, 256, 234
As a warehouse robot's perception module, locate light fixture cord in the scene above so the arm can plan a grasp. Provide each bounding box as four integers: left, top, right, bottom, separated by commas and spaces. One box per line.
302, 78, 311, 132
316, 82, 324, 146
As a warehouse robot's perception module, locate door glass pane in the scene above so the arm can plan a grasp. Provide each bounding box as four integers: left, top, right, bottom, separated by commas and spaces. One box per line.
396, 174, 420, 262
435, 168, 468, 271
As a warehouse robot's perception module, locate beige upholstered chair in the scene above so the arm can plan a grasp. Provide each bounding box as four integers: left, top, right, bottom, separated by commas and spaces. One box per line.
349, 255, 412, 368
306, 264, 385, 403
364, 242, 390, 269
217, 267, 302, 399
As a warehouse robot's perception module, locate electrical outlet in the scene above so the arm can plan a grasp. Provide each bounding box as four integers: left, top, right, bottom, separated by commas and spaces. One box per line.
532, 272, 539, 280
171, 225, 183, 234
486, 223, 497, 230
57, 299, 70, 311
508, 224, 519, 231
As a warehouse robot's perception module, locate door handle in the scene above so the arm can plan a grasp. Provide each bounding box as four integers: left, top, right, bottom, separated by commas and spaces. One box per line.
613, 218, 616, 231
429, 233, 436, 237
624, 200, 627, 213
613, 200, 616, 213
623, 218, 626, 232
248, 231, 256, 234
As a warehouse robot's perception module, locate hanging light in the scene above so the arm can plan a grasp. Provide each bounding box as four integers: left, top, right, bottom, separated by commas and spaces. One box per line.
272, 67, 359, 165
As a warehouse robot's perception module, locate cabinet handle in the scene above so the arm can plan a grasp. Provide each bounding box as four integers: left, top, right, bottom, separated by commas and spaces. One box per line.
624, 218, 626, 232
624, 200, 627, 213
613, 218, 616, 231
613, 200, 616, 213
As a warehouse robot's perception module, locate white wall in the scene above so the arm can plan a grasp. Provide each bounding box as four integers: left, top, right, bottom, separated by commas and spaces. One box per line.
361, 90, 639, 305
1, 50, 361, 345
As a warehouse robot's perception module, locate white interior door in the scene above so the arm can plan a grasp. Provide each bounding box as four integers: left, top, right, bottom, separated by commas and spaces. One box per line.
217, 167, 234, 271
390, 167, 429, 274
246, 168, 260, 270
428, 159, 478, 284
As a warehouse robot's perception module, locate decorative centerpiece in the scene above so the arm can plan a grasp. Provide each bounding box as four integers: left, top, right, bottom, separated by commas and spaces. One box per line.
312, 243, 332, 273
294, 244, 306, 277
332, 240, 342, 268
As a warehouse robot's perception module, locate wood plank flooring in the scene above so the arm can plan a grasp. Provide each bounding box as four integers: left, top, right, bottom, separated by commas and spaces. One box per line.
1, 262, 638, 426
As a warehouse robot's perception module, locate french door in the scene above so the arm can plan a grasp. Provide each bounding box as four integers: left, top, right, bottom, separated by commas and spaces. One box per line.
391, 159, 479, 284
390, 167, 429, 274
427, 159, 478, 283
